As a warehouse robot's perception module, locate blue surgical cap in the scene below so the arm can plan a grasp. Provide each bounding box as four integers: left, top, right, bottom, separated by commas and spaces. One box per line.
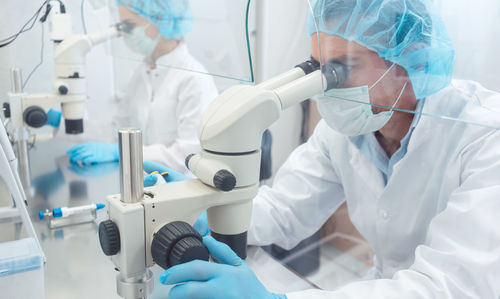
117, 0, 193, 40
307, 0, 455, 99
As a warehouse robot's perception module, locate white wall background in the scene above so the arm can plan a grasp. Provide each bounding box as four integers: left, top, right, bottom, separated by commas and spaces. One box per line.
436, 0, 500, 92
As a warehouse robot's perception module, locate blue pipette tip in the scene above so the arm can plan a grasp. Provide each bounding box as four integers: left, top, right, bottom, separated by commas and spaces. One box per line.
96, 203, 106, 210
38, 211, 44, 220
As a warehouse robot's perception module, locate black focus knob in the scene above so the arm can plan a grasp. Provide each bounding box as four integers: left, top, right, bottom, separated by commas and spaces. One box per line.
58, 85, 69, 95
151, 221, 208, 269
3, 103, 10, 118
99, 220, 120, 256
213, 170, 236, 192
23, 106, 47, 128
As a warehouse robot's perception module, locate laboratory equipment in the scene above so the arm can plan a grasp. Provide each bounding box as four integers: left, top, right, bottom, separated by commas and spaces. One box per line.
0, 238, 45, 299
98, 59, 346, 298
2, 8, 131, 196
39, 203, 105, 229
0, 114, 46, 297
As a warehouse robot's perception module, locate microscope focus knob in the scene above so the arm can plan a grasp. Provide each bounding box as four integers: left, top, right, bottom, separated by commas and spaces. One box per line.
58, 85, 69, 95
99, 220, 120, 256
151, 221, 209, 269
3, 103, 10, 118
213, 170, 236, 192
23, 106, 47, 128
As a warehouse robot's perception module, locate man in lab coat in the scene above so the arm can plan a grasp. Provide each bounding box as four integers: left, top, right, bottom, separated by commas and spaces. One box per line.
152, 0, 500, 298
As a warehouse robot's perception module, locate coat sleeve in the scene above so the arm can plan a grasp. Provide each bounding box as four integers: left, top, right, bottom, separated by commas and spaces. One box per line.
286, 130, 500, 299
142, 74, 218, 174
248, 121, 346, 250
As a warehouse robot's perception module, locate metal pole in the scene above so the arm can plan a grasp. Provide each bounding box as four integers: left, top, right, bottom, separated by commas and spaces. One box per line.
11, 68, 23, 93
10, 68, 31, 198
118, 128, 143, 203
14, 130, 31, 197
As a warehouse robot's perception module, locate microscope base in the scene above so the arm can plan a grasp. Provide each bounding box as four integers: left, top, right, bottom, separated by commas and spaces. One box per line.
116, 269, 154, 299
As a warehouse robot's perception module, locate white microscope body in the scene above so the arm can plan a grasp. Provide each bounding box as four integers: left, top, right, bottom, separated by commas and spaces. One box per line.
3, 11, 126, 194
100, 60, 347, 298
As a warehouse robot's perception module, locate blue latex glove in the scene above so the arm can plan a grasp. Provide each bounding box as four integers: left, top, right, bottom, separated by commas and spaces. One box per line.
193, 211, 210, 237
46, 109, 62, 127
159, 236, 286, 299
143, 161, 187, 184
66, 142, 119, 165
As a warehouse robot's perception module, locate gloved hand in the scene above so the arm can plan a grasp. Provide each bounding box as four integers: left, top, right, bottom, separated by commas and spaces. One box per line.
143, 161, 187, 185
159, 236, 286, 299
66, 142, 119, 165
193, 211, 210, 237
46, 109, 62, 127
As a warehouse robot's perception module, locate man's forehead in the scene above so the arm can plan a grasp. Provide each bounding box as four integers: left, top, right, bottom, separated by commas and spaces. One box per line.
118, 5, 143, 22
312, 33, 376, 60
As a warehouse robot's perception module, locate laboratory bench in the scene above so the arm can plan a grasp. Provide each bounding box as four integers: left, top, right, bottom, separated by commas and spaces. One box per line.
0, 137, 368, 298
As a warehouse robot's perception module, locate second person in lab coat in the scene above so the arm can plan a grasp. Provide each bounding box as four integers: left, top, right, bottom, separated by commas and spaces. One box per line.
66, 0, 218, 173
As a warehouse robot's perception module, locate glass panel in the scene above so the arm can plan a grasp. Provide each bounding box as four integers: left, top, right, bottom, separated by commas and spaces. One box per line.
107, 0, 254, 87
255, 0, 500, 292
308, 0, 500, 131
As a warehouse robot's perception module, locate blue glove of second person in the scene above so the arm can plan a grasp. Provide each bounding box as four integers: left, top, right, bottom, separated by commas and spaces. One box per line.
46, 109, 62, 127
160, 236, 286, 299
66, 142, 119, 165
143, 161, 188, 185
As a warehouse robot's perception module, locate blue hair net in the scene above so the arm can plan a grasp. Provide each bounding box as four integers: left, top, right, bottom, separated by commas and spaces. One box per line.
307, 0, 455, 99
117, 0, 193, 40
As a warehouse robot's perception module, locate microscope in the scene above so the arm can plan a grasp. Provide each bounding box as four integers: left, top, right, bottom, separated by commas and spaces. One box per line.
2, 5, 130, 195
98, 60, 347, 298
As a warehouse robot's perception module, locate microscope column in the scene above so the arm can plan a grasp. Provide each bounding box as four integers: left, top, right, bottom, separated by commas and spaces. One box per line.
116, 128, 153, 299
119, 128, 143, 204
10, 68, 31, 198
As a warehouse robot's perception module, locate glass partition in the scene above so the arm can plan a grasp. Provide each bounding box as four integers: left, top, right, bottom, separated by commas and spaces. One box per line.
108, 0, 254, 91
308, 0, 500, 131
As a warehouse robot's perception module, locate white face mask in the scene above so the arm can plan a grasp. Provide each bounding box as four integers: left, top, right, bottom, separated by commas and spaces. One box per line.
123, 24, 159, 58
316, 63, 407, 136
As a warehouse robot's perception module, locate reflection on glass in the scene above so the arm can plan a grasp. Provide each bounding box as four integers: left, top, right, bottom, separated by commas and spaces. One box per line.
247, 0, 500, 295
109, 0, 253, 83
308, 0, 500, 130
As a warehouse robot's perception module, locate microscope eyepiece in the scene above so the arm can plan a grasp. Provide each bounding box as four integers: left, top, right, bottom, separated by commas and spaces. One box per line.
116, 20, 135, 34
322, 62, 348, 90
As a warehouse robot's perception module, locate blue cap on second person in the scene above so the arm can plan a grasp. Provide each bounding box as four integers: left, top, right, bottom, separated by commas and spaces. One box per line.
117, 0, 193, 40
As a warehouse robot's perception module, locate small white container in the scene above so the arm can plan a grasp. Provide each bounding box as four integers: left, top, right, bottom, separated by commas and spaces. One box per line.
0, 238, 44, 299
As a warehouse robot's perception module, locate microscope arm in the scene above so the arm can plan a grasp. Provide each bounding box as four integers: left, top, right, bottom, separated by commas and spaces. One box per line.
54, 25, 121, 78
188, 68, 327, 189
101, 61, 346, 298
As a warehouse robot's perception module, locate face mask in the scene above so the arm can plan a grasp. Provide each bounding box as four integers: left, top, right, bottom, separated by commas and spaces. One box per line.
316, 63, 407, 136
123, 24, 159, 58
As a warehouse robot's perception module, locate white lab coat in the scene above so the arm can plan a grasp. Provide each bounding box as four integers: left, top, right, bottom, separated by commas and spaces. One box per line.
112, 43, 218, 173
248, 80, 500, 298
